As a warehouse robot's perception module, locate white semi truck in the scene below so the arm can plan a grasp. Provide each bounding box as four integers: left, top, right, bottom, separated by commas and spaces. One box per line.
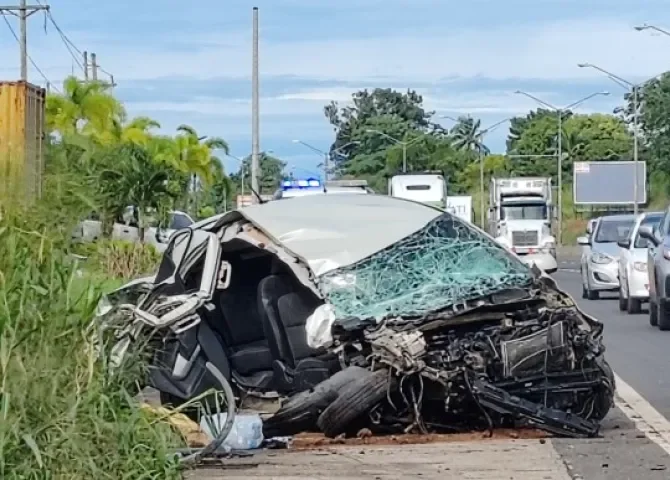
488, 177, 557, 273
388, 173, 473, 223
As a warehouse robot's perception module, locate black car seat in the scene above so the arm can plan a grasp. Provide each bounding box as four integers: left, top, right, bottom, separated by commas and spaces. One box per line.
257, 274, 333, 393
215, 257, 276, 390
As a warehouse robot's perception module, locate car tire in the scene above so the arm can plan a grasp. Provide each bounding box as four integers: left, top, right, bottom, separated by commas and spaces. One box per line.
658, 301, 670, 331
585, 357, 616, 422
650, 299, 659, 327
262, 366, 373, 438
317, 369, 394, 438
627, 297, 642, 315
587, 288, 599, 300
582, 284, 588, 299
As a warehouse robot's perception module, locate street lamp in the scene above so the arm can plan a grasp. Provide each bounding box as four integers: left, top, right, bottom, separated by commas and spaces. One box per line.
514, 89, 609, 242
577, 63, 669, 216
473, 118, 514, 229
365, 130, 431, 173
227, 150, 274, 200
292, 140, 358, 181
634, 23, 670, 36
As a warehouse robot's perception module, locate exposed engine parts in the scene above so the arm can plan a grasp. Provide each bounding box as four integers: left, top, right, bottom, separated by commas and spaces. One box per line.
263, 303, 614, 440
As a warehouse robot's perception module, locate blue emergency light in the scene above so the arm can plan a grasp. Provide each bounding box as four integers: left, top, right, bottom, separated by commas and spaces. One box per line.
281, 178, 322, 190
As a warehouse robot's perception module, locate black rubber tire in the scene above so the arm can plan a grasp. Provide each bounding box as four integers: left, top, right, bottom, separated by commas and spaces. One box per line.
618, 290, 627, 311
658, 301, 670, 331
586, 358, 616, 422
317, 369, 393, 438
581, 280, 588, 299
627, 297, 642, 314
262, 366, 373, 438
650, 299, 659, 327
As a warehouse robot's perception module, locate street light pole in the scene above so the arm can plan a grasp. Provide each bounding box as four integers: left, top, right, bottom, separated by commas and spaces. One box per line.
514, 90, 609, 242
475, 118, 513, 229
635, 23, 670, 37
292, 140, 358, 180
365, 130, 430, 173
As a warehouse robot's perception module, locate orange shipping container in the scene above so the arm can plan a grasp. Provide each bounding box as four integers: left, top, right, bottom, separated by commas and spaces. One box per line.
0, 81, 46, 202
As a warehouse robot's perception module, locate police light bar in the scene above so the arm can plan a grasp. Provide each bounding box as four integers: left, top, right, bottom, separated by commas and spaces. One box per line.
281, 178, 322, 190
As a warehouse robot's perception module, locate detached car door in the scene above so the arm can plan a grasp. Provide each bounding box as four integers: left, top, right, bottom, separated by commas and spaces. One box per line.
135, 227, 222, 332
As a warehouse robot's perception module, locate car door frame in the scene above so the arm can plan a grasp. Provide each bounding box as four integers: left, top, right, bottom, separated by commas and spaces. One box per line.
649, 208, 670, 301
618, 219, 637, 296
135, 227, 222, 332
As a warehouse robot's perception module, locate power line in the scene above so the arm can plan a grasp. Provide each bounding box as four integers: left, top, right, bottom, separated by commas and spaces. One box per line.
44, 11, 84, 71
1, 13, 59, 92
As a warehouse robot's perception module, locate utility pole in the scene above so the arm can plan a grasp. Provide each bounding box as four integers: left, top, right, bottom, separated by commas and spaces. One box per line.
90, 52, 98, 81
0, 1, 49, 81
83, 51, 88, 80
250, 7, 260, 201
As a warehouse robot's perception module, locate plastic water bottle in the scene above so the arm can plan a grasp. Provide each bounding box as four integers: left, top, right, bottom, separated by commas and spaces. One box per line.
199, 413, 264, 451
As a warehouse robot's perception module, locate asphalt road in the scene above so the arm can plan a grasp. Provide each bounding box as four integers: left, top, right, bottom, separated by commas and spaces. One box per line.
553, 269, 670, 420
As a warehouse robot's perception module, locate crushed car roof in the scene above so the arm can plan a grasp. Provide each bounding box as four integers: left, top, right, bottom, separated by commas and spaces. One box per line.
212, 194, 443, 276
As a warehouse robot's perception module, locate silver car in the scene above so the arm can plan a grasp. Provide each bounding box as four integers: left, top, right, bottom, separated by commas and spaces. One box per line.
638, 206, 670, 330
578, 214, 636, 299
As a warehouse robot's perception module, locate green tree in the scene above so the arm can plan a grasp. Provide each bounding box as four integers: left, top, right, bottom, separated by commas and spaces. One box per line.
324, 88, 438, 175
98, 144, 177, 240
451, 116, 489, 154
506, 110, 633, 179
231, 152, 287, 195
45, 76, 124, 137
624, 73, 670, 179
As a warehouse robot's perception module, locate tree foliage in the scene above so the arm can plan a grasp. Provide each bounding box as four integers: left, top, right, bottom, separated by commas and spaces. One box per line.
44, 76, 232, 226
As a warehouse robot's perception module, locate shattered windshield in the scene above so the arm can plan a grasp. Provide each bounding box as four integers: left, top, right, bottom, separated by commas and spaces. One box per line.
319, 213, 533, 320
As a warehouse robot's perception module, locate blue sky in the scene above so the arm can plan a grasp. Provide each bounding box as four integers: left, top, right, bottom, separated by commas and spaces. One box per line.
2, 0, 670, 176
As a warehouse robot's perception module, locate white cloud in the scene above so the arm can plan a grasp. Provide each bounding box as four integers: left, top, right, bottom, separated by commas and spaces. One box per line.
7, 16, 670, 85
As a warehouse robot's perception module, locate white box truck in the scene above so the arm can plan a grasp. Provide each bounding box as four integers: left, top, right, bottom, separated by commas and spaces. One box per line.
488, 177, 557, 273
388, 172, 447, 209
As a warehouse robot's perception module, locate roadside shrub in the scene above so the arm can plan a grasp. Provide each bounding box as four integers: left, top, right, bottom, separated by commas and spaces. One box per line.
0, 211, 183, 478
87, 239, 162, 279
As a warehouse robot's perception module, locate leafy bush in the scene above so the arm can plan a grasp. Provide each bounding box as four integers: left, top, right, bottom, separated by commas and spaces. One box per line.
86, 239, 162, 279
0, 211, 183, 478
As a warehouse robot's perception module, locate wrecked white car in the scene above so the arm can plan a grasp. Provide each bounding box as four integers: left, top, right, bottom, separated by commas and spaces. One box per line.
94, 194, 614, 440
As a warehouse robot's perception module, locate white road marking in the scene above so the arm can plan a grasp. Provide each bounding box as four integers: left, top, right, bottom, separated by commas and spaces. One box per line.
614, 373, 670, 455
549, 269, 670, 453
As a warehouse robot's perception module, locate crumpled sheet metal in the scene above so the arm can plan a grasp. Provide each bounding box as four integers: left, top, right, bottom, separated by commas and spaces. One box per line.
319, 214, 533, 321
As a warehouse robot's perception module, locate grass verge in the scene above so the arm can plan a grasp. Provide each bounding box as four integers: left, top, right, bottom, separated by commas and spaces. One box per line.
0, 211, 184, 478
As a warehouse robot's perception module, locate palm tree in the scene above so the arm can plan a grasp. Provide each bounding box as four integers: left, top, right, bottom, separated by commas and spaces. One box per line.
45, 76, 125, 137
451, 116, 490, 155
173, 125, 229, 214
95, 116, 161, 147
175, 124, 229, 185
99, 144, 174, 241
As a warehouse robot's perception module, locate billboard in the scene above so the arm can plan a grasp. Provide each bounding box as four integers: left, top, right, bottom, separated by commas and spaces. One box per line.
573, 161, 647, 205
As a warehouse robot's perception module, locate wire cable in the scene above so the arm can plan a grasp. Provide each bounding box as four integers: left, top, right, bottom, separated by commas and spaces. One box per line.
1, 13, 60, 92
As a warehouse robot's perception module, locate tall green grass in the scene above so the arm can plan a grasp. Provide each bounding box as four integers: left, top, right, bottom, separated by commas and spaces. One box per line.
0, 213, 183, 476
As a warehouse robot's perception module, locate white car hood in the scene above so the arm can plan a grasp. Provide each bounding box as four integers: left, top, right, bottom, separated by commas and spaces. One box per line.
213, 195, 443, 276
